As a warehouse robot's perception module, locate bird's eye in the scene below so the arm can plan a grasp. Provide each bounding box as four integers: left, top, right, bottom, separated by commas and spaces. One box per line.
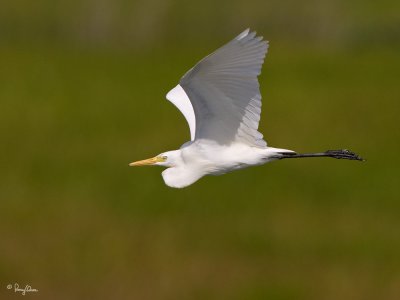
161, 156, 167, 161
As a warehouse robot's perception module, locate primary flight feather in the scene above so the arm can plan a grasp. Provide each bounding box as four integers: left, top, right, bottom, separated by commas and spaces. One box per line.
130, 29, 363, 188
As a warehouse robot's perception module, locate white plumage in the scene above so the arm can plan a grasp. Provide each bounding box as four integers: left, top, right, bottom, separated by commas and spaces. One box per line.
175, 28, 267, 147
130, 29, 363, 188
166, 85, 196, 141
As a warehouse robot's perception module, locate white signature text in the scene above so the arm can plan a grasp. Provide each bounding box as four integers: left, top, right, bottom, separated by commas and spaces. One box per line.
7, 283, 38, 295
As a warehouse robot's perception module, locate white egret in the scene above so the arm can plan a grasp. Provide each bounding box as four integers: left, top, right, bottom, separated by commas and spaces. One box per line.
130, 29, 363, 188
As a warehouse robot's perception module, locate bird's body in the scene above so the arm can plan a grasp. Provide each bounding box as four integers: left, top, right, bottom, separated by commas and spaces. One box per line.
130, 29, 363, 188
160, 141, 293, 188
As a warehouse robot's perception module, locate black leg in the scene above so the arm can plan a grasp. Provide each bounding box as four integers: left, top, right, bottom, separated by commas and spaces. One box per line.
279, 149, 365, 161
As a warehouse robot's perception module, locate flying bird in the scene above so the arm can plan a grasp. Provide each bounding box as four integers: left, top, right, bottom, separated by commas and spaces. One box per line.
130, 29, 363, 188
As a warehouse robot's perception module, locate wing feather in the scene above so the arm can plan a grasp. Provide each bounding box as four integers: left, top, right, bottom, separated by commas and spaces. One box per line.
167, 29, 268, 146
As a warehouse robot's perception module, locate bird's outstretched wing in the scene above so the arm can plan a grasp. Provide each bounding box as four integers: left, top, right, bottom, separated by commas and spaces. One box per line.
166, 29, 268, 146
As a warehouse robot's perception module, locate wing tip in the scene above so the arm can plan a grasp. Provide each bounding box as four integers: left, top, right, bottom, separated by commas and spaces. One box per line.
236, 28, 250, 40
236, 28, 269, 47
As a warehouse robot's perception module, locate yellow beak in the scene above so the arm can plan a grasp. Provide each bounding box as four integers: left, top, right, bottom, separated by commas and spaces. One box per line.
129, 156, 165, 166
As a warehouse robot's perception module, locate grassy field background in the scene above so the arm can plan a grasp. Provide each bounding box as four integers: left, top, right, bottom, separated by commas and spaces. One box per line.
1, 1, 400, 299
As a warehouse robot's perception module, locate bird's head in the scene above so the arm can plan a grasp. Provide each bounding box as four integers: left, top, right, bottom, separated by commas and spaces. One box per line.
129, 150, 181, 168
130, 150, 204, 188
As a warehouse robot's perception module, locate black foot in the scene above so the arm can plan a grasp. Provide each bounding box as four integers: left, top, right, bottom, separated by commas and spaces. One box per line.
326, 149, 365, 161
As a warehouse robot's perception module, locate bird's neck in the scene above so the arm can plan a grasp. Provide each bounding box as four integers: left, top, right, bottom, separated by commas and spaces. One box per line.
162, 167, 204, 188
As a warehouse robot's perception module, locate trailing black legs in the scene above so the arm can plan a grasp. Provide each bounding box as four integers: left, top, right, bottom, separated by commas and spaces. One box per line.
279, 149, 364, 161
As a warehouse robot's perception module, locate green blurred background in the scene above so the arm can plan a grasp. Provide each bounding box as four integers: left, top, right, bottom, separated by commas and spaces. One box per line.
1, 0, 399, 299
